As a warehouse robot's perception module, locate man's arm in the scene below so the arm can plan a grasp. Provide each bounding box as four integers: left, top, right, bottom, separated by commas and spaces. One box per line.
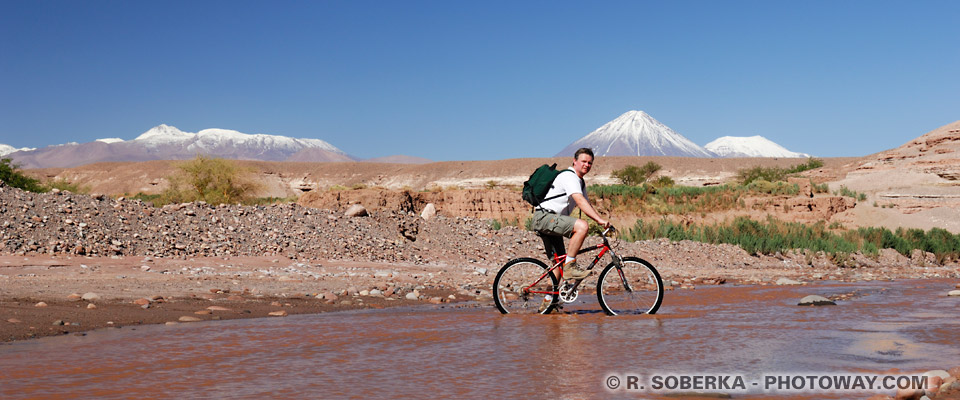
570, 193, 609, 228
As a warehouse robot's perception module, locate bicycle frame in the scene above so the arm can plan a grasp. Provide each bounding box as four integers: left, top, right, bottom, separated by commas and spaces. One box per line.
523, 229, 620, 297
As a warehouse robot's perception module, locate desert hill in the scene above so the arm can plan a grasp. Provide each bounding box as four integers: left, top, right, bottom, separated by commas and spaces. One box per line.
829, 120, 960, 232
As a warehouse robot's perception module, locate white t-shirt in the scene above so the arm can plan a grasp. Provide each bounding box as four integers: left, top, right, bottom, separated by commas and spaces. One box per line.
538, 167, 586, 216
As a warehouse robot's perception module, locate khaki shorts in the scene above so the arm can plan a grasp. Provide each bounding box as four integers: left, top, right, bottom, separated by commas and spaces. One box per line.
531, 209, 577, 238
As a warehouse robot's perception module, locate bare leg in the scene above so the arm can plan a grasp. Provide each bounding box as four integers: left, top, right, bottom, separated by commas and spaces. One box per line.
565, 219, 589, 261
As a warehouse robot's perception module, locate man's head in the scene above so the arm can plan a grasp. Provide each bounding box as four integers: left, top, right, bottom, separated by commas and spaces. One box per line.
572, 147, 594, 177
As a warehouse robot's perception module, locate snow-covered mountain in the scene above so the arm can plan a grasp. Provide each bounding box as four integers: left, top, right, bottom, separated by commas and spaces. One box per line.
6, 125, 355, 168
556, 111, 715, 157
705, 136, 810, 158
0, 143, 36, 157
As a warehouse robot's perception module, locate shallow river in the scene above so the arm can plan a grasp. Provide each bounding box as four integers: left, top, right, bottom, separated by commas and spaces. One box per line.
1, 279, 957, 399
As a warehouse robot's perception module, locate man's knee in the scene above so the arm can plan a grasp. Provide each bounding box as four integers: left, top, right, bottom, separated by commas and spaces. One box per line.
572, 219, 588, 234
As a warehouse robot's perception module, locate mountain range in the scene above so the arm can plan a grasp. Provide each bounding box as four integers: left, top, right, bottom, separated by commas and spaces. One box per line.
556, 110, 809, 159
2, 125, 430, 169
3, 112, 809, 169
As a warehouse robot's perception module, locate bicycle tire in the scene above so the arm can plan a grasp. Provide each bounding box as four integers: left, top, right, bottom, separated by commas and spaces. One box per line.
596, 256, 663, 315
493, 257, 559, 314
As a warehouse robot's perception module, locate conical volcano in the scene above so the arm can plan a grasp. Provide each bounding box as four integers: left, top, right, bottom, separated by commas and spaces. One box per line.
556, 110, 714, 157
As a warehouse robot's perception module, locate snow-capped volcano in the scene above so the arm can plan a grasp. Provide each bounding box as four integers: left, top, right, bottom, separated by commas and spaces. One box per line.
705, 136, 810, 158
556, 111, 714, 157
6, 125, 354, 168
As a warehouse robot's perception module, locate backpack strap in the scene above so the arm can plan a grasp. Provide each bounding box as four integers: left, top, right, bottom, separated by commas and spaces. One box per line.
534, 169, 579, 211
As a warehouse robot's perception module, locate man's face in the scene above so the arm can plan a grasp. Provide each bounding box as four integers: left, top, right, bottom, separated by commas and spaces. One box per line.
573, 153, 594, 177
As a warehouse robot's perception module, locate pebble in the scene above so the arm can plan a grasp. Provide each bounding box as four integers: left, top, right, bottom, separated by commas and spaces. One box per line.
194, 310, 213, 315
405, 292, 420, 300
947, 290, 960, 297
165, 321, 179, 325
268, 310, 288, 317
317, 292, 338, 302
52, 320, 64, 326
35, 302, 48, 307
359, 290, 370, 296
87, 303, 97, 309
797, 295, 836, 306
7, 318, 22, 323
81, 292, 100, 301
67, 293, 83, 301
178, 316, 202, 322
206, 306, 231, 311
133, 298, 151, 305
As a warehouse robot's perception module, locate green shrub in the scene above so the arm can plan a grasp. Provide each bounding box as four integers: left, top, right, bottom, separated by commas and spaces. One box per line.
651, 176, 675, 188
0, 158, 46, 192
737, 158, 823, 185
746, 180, 799, 195
811, 181, 829, 193
612, 161, 661, 185
160, 155, 258, 206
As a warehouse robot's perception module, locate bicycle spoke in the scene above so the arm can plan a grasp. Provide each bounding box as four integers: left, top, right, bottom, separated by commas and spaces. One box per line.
596, 257, 663, 315
493, 258, 558, 314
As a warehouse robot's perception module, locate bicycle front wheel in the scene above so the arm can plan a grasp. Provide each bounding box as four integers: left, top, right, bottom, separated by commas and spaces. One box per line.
493, 257, 558, 314
597, 256, 663, 315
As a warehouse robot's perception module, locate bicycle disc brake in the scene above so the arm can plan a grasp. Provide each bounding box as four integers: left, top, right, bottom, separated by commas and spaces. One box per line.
558, 282, 579, 303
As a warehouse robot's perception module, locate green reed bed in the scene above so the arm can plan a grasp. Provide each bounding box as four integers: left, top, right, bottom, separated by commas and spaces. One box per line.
589, 183, 798, 215
623, 216, 960, 263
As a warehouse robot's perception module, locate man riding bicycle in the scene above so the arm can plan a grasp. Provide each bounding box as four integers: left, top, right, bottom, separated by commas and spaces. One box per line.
530, 147, 610, 282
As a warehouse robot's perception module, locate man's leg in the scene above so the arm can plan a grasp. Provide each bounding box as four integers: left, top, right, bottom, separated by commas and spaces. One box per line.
562, 219, 590, 280
565, 218, 589, 260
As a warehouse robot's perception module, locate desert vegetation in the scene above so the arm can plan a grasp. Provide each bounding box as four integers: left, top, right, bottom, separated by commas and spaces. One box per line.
622, 217, 960, 263
1, 158, 88, 194
127, 156, 261, 207
736, 157, 823, 185
611, 161, 662, 185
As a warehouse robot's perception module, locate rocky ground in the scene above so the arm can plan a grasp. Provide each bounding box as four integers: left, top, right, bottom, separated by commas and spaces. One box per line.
2, 180, 960, 343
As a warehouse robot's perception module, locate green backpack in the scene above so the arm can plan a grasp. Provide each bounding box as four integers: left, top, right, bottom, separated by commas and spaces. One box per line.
521, 164, 575, 207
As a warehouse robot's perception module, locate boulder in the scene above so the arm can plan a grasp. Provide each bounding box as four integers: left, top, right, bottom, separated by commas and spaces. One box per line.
420, 203, 437, 220
798, 295, 836, 306
345, 204, 368, 217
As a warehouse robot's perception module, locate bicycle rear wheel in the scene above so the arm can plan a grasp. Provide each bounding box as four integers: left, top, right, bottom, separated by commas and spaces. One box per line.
493, 257, 558, 314
596, 256, 663, 315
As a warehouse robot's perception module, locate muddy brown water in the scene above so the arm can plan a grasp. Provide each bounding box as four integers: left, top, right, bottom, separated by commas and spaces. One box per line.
1, 280, 957, 399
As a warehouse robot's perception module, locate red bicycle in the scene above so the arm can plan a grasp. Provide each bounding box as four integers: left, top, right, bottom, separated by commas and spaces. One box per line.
493, 227, 663, 315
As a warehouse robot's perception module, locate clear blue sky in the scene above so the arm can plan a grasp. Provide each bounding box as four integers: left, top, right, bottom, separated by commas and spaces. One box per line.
1, 0, 958, 161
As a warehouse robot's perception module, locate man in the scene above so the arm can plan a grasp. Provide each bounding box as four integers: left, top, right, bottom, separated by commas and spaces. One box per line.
531, 147, 610, 282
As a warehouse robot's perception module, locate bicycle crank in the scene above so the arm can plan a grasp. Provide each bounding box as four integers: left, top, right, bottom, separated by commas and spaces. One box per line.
558, 282, 579, 303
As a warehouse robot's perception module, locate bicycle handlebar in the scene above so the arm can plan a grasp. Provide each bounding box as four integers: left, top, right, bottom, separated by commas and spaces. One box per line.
602, 225, 617, 237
